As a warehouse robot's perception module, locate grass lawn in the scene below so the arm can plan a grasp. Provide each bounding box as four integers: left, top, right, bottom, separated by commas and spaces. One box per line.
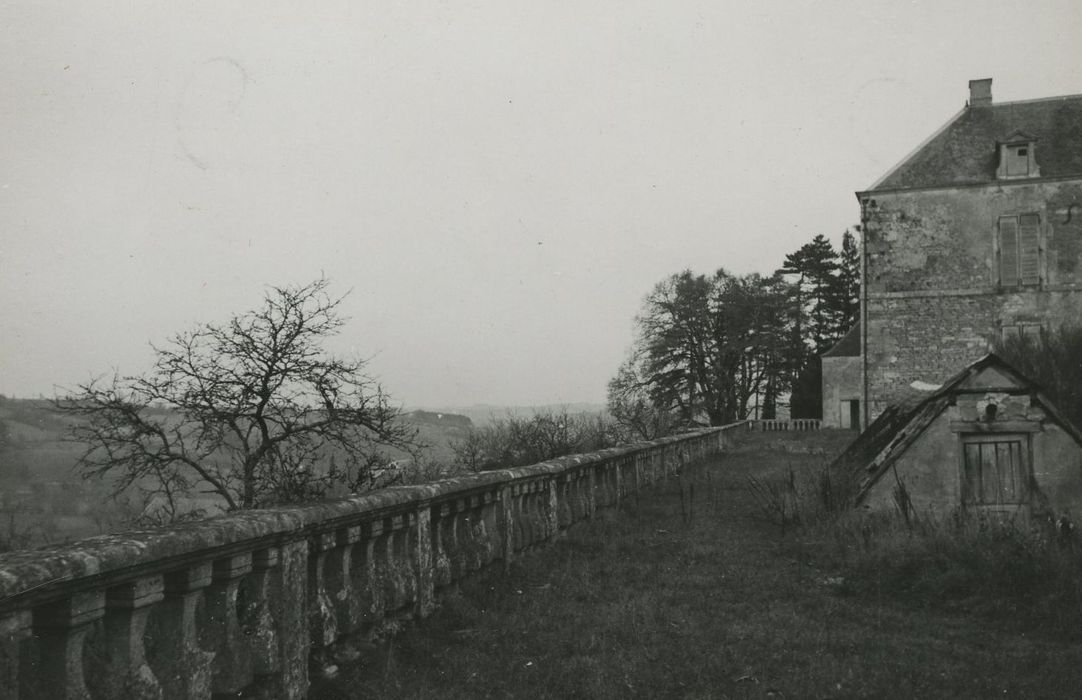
314, 441, 1082, 699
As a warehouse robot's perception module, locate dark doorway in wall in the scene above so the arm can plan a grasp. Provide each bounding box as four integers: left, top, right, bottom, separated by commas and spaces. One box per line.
847, 399, 861, 431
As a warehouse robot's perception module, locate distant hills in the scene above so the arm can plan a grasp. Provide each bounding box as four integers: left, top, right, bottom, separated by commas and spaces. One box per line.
411, 403, 607, 427
0, 397, 609, 483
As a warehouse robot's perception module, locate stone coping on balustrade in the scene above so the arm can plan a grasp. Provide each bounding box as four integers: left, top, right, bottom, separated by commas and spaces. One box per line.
0, 427, 728, 613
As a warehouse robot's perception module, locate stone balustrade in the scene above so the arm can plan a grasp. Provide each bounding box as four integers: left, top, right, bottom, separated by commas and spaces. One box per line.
0, 425, 740, 699
747, 418, 823, 431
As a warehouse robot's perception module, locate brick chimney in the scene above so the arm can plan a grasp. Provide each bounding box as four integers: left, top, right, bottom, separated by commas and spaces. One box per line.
969, 78, 993, 107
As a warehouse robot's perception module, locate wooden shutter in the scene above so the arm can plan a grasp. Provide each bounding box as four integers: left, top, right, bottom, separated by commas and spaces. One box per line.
962, 436, 1026, 505
963, 442, 984, 502
998, 217, 1019, 287
1019, 214, 1040, 285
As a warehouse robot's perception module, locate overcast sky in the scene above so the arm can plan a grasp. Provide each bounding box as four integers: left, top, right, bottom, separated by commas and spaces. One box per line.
2, 1, 1080, 408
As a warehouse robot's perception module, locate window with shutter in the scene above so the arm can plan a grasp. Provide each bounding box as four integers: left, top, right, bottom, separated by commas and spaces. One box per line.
998, 214, 1040, 288
999, 217, 1019, 286
1019, 214, 1040, 285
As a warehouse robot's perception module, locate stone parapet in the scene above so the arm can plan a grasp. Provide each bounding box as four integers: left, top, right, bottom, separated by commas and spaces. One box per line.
0, 425, 741, 699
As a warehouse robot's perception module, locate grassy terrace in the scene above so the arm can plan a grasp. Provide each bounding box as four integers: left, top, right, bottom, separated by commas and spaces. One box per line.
317, 432, 1082, 699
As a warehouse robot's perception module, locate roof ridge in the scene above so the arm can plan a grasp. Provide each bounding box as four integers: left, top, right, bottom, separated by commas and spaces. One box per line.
993, 93, 1082, 107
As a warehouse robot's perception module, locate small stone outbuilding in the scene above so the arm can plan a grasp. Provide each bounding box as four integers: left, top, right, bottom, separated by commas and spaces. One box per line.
821, 323, 861, 430
834, 353, 1082, 519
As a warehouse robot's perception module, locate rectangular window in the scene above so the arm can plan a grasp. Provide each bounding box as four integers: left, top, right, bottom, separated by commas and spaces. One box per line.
961, 435, 1028, 505
998, 214, 1040, 287
1000, 322, 1043, 343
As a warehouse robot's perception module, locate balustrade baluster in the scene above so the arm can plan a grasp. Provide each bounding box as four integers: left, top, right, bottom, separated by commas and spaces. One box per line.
497, 485, 513, 572
520, 487, 536, 548
447, 504, 468, 582
88, 576, 163, 699
543, 479, 558, 540
533, 485, 547, 542
271, 540, 310, 700
362, 520, 386, 626
24, 591, 104, 700
397, 513, 419, 612
201, 554, 254, 696
472, 496, 491, 570
432, 503, 453, 588
556, 477, 572, 530
573, 470, 586, 521
479, 492, 498, 564
413, 507, 434, 617
571, 473, 588, 523
242, 547, 280, 697
464, 497, 478, 570
586, 466, 597, 518
0, 612, 29, 700
149, 564, 214, 700
307, 532, 338, 648
383, 515, 410, 613
510, 487, 525, 552
575, 470, 588, 521
326, 527, 362, 635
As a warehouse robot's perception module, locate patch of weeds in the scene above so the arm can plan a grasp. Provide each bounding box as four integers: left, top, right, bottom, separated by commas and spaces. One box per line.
812, 508, 1082, 638
745, 460, 853, 535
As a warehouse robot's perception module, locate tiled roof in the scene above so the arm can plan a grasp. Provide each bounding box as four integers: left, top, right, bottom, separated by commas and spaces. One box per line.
870, 94, 1082, 191
822, 322, 861, 358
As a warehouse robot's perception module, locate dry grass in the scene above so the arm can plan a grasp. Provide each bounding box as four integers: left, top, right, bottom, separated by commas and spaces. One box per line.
315, 444, 1082, 699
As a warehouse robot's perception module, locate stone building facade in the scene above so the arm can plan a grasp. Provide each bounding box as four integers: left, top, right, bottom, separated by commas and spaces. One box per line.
855, 78, 1082, 422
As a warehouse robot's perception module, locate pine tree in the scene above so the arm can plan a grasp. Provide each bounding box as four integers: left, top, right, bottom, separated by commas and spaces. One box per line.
835, 228, 861, 333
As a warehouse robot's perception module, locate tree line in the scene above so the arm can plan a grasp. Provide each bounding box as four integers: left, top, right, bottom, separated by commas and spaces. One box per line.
44, 231, 859, 535
608, 230, 860, 436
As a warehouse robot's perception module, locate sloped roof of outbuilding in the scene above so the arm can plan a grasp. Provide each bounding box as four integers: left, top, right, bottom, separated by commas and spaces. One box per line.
832, 353, 1082, 504
867, 94, 1082, 192
822, 322, 861, 358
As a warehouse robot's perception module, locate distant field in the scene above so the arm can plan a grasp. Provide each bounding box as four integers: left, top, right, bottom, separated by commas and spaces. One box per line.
414, 403, 607, 428
0, 398, 477, 548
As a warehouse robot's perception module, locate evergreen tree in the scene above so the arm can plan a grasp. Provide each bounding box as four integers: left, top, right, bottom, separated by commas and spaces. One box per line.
835, 228, 861, 333
778, 234, 845, 417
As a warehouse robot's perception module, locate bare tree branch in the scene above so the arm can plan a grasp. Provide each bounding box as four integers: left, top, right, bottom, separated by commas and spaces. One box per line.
55, 277, 418, 517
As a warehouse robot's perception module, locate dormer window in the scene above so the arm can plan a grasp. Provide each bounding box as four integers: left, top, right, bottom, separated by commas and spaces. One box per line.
996, 131, 1039, 179
1006, 144, 1030, 176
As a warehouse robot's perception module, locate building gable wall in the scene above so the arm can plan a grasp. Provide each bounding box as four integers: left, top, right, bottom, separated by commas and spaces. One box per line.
861, 387, 1082, 518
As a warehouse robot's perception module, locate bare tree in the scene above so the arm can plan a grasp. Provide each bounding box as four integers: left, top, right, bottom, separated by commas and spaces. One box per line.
606, 358, 678, 440
56, 278, 418, 514
613, 269, 789, 428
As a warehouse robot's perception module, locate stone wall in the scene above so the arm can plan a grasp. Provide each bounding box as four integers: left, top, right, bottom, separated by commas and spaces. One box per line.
862, 179, 1082, 418
0, 426, 739, 700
